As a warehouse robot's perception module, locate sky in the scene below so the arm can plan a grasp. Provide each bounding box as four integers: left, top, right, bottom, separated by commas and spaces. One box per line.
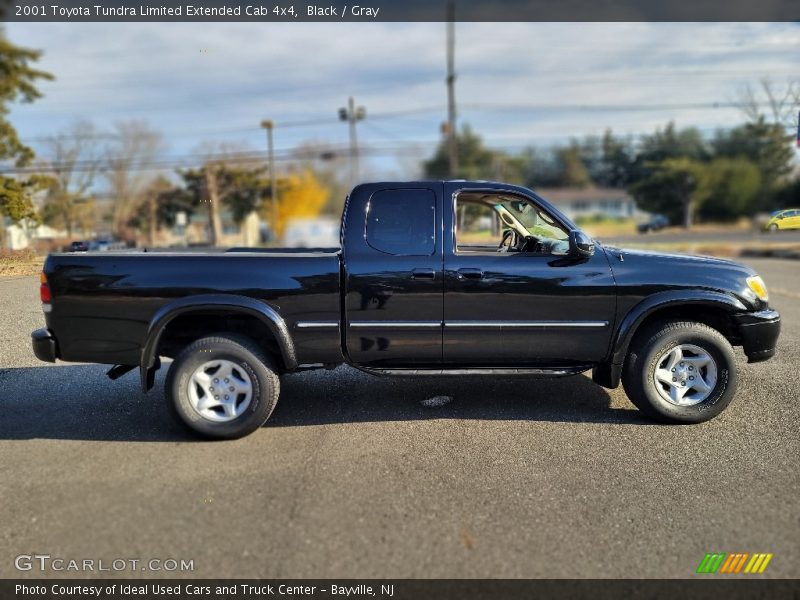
5, 21, 800, 179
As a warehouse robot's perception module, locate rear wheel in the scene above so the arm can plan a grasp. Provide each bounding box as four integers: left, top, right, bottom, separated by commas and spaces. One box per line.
622, 321, 737, 423
165, 335, 280, 439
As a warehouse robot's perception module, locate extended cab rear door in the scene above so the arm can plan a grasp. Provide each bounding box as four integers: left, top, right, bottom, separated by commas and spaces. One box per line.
342, 183, 444, 367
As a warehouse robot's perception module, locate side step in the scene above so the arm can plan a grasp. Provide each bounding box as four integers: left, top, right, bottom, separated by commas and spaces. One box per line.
356, 365, 592, 377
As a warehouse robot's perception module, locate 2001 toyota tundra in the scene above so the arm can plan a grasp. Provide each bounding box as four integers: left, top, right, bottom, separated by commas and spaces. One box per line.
32, 181, 780, 438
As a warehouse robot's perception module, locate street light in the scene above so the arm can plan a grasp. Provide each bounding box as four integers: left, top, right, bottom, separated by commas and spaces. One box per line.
339, 97, 366, 187
260, 119, 278, 242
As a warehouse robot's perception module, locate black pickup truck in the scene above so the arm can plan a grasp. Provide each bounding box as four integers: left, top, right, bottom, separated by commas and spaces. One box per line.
32, 181, 780, 438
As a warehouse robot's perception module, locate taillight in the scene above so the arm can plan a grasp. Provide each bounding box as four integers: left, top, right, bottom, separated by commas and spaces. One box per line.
40, 272, 52, 304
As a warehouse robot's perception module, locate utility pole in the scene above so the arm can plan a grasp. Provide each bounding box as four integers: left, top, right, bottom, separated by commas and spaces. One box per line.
260, 120, 278, 242
339, 97, 366, 188
446, 0, 458, 177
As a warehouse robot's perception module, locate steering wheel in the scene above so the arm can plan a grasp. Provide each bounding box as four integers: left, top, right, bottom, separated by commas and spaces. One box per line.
520, 235, 540, 253
498, 229, 517, 253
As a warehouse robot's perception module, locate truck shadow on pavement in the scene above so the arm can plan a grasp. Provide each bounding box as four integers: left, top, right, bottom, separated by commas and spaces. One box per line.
0, 364, 654, 442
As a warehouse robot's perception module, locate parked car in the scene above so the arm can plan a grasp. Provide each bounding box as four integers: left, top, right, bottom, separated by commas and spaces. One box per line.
764, 209, 800, 232
637, 215, 669, 233
32, 181, 780, 439
68, 240, 89, 252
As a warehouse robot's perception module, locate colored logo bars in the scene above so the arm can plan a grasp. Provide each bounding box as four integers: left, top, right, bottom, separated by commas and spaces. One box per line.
696, 553, 773, 574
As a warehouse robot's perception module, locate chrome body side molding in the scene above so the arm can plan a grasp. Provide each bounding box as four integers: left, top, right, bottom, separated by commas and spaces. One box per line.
356, 365, 592, 377
349, 321, 442, 328
444, 320, 608, 328
295, 321, 339, 329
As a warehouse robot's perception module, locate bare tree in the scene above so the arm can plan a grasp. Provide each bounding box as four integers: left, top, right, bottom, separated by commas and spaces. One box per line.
738, 78, 800, 128
41, 120, 102, 236
105, 120, 164, 240
191, 141, 260, 246
203, 162, 223, 246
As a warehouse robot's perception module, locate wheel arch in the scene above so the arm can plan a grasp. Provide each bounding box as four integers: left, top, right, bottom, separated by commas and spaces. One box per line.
610, 290, 747, 367
593, 291, 747, 389
139, 294, 297, 391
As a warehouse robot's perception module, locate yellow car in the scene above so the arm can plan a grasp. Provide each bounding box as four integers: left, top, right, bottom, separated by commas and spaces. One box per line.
765, 209, 800, 232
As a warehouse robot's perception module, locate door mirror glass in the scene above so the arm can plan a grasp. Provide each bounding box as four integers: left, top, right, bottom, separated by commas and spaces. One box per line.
569, 230, 595, 258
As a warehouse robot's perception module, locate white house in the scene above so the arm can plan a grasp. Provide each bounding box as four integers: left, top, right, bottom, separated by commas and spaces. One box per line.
533, 187, 644, 221
3, 218, 67, 250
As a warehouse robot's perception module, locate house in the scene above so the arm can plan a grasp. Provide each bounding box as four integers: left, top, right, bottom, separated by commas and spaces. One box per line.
2, 218, 67, 250
533, 187, 644, 221
156, 209, 262, 247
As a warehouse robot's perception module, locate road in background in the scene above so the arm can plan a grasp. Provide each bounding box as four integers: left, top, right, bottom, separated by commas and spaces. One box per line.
0, 259, 797, 578
605, 229, 800, 246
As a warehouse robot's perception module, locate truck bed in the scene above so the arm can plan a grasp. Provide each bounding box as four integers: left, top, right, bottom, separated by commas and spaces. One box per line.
43, 250, 343, 366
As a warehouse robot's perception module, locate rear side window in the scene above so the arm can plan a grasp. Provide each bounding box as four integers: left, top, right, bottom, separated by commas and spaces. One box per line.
366, 189, 436, 255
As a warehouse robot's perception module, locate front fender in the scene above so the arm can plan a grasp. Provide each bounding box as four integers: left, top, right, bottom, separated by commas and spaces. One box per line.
139, 294, 297, 391
609, 290, 747, 366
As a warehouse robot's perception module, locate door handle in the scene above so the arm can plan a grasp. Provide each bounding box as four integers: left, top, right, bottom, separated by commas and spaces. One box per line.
411, 268, 436, 280
456, 268, 484, 280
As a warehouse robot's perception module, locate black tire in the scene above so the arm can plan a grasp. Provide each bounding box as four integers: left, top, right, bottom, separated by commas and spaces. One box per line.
768, 223, 779, 233
165, 335, 280, 439
622, 321, 737, 424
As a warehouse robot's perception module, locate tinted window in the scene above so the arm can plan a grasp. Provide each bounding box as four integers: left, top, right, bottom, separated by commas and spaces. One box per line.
366, 189, 436, 255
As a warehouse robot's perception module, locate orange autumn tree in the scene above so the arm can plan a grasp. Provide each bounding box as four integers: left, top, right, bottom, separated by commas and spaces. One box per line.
267, 169, 330, 239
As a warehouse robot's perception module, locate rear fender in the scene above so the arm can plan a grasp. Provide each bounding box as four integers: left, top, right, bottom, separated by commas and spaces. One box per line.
139, 294, 296, 391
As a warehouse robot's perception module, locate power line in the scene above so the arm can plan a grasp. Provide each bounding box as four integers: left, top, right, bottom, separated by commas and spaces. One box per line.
20, 106, 447, 144
461, 101, 761, 113
24, 101, 782, 145
21, 100, 784, 147
6, 121, 796, 176
0, 144, 425, 175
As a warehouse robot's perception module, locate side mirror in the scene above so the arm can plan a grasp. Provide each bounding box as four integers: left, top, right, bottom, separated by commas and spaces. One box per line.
569, 230, 595, 258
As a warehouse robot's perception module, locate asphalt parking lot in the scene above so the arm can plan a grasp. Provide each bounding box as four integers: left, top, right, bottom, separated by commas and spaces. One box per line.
0, 258, 797, 579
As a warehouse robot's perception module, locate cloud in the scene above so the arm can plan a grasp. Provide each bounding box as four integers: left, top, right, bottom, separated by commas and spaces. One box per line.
6, 22, 799, 173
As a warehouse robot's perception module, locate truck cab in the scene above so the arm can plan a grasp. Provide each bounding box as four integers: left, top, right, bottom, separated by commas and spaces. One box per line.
340, 181, 615, 372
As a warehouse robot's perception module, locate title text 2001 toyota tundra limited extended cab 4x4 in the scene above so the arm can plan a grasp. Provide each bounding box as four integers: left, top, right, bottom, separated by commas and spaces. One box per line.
32, 181, 781, 438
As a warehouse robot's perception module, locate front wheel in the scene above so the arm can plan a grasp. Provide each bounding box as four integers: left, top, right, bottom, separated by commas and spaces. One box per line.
165, 335, 280, 439
622, 321, 737, 424
768, 223, 779, 233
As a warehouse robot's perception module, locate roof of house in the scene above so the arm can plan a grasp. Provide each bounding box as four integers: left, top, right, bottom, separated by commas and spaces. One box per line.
533, 187, 633, 205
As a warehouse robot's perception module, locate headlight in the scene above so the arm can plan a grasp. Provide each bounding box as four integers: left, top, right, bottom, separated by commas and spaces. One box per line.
746, 275, 769, 302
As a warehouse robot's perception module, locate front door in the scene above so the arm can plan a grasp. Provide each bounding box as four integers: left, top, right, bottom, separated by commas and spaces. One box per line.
344, 185, 443, 367
443, 186, 616, 366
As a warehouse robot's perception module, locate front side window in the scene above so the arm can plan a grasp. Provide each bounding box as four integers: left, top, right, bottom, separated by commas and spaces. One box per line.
366, 189, 436, 256
455, 192, 569, 254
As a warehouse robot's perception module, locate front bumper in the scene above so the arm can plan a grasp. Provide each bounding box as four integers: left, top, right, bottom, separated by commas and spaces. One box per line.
31, 328, 58, 363
732, 309, 780, 363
